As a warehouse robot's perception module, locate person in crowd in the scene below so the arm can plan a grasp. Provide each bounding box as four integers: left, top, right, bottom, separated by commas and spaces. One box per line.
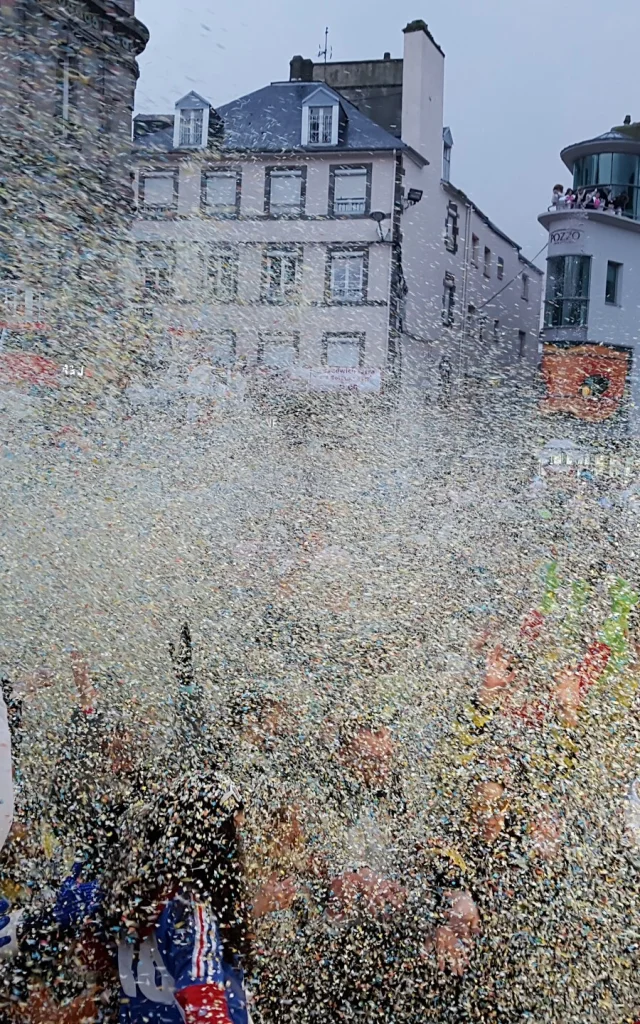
102, 765, 251, 1024
613, 191, 629, 215
551, 184, 565, 208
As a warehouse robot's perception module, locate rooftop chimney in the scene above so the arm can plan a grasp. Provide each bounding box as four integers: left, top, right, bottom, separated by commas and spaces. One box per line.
290, 55, 304, 81
401, 19, 445, 162
301, 58, 314, 82
384, 51, 391, 60
624, 115, 632, 125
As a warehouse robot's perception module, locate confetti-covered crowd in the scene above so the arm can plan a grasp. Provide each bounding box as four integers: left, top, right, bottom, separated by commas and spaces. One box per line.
1, 404, 640, 1024
1, 561, 640, 1024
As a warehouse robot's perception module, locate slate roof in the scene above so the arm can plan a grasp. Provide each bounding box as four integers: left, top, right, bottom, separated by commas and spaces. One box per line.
134, 82, 409, 156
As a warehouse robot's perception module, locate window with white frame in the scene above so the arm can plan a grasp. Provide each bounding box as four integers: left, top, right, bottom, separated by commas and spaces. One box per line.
329, 250, 366, 303
139, 172, 176, 212
208, 246, 238, 301
497, 256, 505, 281
324, 334, 363, 368
332, 168, 368, 215
179, 108, 204, 147
138, 243, 175, 294
264, 247, 299, 301
308, 106, 333, 145
258, 332, 298, 369
521, 273, 530, 301
484, 247, 492, 277
202, 171, 239, 216
266, 169, 304, 217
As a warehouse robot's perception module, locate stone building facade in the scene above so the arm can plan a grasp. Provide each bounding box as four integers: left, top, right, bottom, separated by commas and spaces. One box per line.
0, 0, 148, 378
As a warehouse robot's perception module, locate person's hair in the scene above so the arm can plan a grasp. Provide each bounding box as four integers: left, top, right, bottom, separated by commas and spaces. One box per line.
103, 769, 249, 960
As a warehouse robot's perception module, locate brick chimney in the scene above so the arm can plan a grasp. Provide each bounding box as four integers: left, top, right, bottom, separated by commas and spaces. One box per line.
401, 19, 445, 163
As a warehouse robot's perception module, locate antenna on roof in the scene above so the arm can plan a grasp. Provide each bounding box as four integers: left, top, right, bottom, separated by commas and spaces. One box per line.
318, 26, 332, 64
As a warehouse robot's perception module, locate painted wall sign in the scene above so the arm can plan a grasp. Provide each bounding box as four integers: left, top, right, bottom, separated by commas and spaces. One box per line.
541, 344, 629, 422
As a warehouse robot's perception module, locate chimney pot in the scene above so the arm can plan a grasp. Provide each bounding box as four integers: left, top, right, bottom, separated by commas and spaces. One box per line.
624, 115, 632, 125
290, 55, 304, 81
384, 51, 391, 60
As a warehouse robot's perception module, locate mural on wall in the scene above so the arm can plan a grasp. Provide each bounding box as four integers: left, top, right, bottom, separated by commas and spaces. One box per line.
541, 344, 630, 422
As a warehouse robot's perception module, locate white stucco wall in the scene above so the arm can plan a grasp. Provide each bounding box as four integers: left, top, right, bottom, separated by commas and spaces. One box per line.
132, 152, 397, 372
393, 25, 543, 395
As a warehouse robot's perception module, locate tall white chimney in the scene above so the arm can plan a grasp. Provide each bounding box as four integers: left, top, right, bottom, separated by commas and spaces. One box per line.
401, 20, 445, 164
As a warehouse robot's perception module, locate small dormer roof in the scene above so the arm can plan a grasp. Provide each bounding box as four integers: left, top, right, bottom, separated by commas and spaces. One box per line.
301, 85, 340, 108
175, 91, 210, 110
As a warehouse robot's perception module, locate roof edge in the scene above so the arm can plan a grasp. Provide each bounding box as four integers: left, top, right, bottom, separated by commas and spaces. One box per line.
442, 179, 542, 270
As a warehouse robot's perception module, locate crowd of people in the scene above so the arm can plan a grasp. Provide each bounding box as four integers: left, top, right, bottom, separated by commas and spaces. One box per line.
551, 183, 631, 215
1, 565, 640, 1022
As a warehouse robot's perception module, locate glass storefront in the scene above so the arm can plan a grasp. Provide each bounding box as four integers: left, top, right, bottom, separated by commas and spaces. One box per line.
573, 152, 640, 219
544, 255, 591, 328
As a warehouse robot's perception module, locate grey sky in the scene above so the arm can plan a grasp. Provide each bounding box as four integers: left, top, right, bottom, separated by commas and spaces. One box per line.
135, 0, 640, 264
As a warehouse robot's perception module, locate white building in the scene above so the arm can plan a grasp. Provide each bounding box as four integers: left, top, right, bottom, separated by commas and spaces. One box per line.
131, 20, 542, 396
539, 122, 640, 433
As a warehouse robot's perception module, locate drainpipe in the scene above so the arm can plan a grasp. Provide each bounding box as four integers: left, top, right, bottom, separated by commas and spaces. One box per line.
458, 202, 473, 381
385, 149, 398, 382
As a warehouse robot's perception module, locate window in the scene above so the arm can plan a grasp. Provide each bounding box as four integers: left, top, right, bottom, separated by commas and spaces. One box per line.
56, 51, 79, 129
467, 303, 477, 339
266, 168, 305, 217
518, 330, 527, 359
497, 256, 505, 281
573, 152, 640, 220
443, 144, 452, 183
200, 332, 236, 368
323, 334, 364, 368
138, 244, 175, 294
179, 108, 204, 147
139, 172, 177, 213
257, 332, 299, 369
202, 170, 239, 217
471, 235, 479, 267
521, 273, 529, 301
605, 261, 622, 305
493, 319, 500, 341
442, 272, 455, 326
263, 247, 299, 302
544, 255, 591, 328
445, 202, 459, 253
329, 250, 367, 303
331, 166, 370, 216
208, 246, 238, 301
484, 247, 491, 277
308, 106, 333, 145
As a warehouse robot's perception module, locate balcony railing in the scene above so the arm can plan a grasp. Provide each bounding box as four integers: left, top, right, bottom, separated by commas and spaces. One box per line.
544, 298, 589, 329
549, 189, 634, 218
334, 198, 366, 215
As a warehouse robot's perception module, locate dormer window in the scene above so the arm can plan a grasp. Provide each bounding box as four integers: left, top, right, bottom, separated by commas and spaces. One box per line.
179, 109, 203, 147
301, 87, 340, 146
173, 91, 211, 150
309, 107, 333, 145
